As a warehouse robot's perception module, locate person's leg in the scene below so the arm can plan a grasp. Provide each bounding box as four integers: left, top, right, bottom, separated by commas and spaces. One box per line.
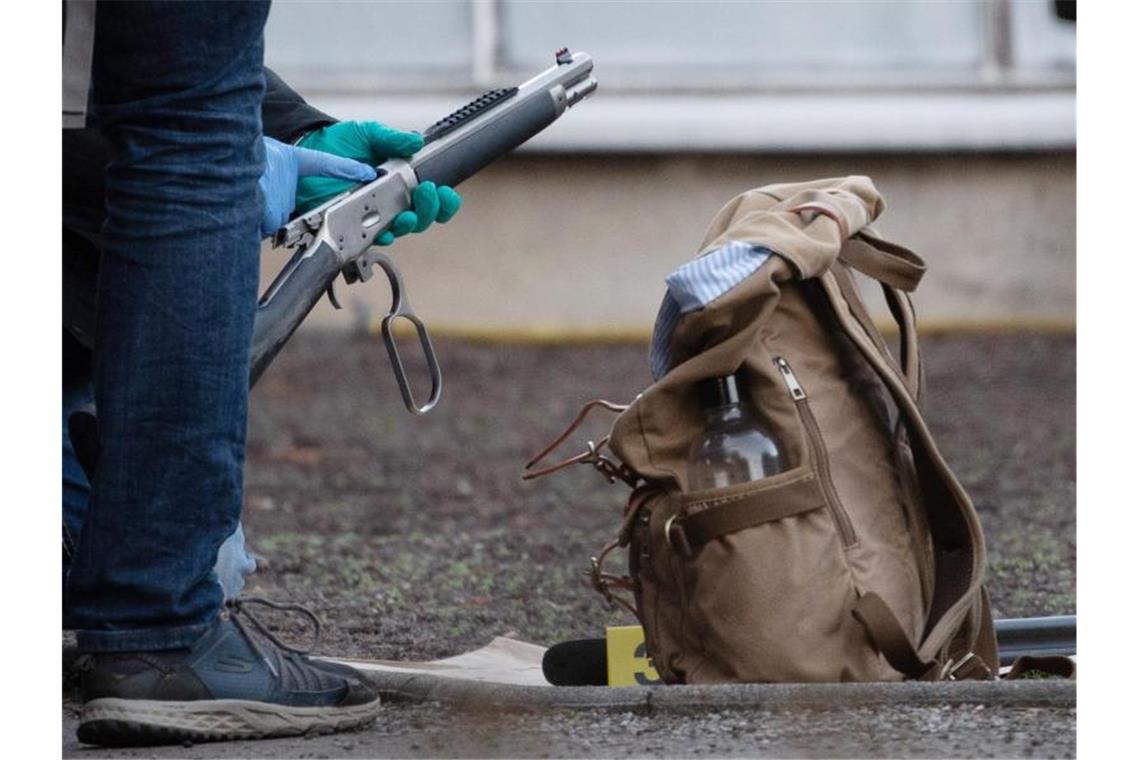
66, 0, 268, 652
64, 325, 257, 616
62, 130, 260, 616
66, 4, 378, 745
62, 330, 93, 586
63, 350, 258, 621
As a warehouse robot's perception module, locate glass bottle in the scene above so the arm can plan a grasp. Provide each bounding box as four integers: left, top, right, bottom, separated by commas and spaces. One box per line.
687, 372, 786, 490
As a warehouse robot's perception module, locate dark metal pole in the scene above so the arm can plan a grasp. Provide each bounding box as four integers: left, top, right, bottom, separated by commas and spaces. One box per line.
995, 615, 1076, 666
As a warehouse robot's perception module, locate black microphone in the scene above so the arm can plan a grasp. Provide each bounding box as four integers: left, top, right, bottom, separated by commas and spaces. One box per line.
542, 638, 608, 686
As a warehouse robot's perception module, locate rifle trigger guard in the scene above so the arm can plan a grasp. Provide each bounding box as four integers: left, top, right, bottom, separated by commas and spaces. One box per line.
357, 248, 443, 415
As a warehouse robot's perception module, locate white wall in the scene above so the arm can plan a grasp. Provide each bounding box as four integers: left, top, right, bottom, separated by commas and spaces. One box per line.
263, 151, 1075, 337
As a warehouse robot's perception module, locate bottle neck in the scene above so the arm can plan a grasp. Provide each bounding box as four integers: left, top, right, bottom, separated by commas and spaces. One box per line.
702, 402, 747, 426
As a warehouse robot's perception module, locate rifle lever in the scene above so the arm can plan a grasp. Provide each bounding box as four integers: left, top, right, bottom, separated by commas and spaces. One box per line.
352, 249, 442, 415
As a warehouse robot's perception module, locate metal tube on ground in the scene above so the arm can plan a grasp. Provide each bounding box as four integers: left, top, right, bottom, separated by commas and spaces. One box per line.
995, 615, 1076, 666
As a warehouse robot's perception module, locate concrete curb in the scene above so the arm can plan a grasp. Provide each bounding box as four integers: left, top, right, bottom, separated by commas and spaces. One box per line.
361, 672, 1075, 712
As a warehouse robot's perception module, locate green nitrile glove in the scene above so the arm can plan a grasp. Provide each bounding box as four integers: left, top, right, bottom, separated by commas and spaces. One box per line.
296, 121, 462, 246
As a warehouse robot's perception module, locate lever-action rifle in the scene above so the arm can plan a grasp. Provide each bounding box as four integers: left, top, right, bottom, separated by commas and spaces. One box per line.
251, 48, 597, 414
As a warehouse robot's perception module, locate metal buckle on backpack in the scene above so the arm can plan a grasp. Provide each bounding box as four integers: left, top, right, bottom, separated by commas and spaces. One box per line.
586, 439, 640, 486
588, 554, 608, 597
939, 651, 991, 681
588, 542, 640, 620
663, 514, 693, 557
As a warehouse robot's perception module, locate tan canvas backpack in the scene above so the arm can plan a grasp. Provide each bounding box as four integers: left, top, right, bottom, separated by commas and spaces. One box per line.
527, 176, 1000, 683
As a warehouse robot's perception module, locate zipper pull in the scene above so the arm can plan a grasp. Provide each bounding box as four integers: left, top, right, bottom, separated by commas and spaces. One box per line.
774, 357, 807, 400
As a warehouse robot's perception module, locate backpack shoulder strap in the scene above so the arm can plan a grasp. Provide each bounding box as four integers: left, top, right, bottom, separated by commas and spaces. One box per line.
840, 233, 926, 292
839, 238, 925, 403
831, 260, 924, 404
819, 267, 992, 676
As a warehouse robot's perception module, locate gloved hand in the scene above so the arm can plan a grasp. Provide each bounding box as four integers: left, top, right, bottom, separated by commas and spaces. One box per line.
258, 136, 377, 237
296, 121, 462, 246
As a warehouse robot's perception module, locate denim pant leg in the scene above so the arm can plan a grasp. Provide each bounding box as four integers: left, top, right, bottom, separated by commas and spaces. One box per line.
66, 1, 270, 653
63, 331, 258, 620
62, 331, 93, 575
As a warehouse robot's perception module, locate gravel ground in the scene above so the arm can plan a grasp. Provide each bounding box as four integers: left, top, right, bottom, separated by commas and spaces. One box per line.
63, 701, 1075, 759
62, 331, 1075, 757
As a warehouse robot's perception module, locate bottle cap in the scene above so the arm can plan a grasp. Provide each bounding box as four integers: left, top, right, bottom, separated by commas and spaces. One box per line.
697, 373, 741, 409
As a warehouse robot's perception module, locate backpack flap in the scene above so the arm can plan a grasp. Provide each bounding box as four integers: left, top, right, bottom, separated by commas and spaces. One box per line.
609, 177, 888, 489
698, 176, 885, 279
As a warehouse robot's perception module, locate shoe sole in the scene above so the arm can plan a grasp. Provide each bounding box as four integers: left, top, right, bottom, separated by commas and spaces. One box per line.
77, 696, 381, 747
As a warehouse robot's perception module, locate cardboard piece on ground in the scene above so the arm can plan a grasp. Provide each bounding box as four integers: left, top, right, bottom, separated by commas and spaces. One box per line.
323, 636, 551, 687
324, 635, 1077, 688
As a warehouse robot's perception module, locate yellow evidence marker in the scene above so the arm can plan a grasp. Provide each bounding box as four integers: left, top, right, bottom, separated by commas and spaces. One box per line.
605, 625, 663, 686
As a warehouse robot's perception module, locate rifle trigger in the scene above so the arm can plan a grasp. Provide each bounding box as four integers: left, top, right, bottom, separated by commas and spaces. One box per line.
326, 281, 343, 310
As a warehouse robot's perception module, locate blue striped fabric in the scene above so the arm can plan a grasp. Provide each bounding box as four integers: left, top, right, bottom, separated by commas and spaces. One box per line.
649, 241, 774, 379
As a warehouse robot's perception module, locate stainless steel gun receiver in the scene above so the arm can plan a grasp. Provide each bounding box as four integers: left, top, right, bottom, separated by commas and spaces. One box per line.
250, 49, 597, 414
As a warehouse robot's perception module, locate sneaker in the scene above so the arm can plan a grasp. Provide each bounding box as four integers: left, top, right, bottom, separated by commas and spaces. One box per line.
75, 597, 380, 747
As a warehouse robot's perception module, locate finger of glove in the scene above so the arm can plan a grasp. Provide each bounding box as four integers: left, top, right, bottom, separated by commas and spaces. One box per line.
389, 210, 418, 238
374, 230, 396, 246
294, 145, 377, 182
260, 189, 290, 237
257, 153, 294, 237
359, 121, 424, 160
295, 177, 352, 215
411, 182, 441, 233
436, 186, 462, 224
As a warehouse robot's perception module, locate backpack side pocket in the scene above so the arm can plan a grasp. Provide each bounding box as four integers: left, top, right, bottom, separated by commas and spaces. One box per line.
663, 467, 898, 683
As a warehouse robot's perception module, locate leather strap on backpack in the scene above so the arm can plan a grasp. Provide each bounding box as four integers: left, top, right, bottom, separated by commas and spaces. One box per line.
852, 591, 935, 678
853, 591, 998, 681
671, 474, 828, 553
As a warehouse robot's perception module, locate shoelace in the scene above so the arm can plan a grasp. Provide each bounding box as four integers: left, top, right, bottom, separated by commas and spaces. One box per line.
224, 596, 322, 679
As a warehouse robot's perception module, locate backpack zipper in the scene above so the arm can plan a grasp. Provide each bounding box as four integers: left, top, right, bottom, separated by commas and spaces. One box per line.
774, 357, 857, 547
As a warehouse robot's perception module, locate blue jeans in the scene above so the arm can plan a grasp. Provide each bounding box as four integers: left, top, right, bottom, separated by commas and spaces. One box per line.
63, 332, 256, 622
65, 0, 271, 653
